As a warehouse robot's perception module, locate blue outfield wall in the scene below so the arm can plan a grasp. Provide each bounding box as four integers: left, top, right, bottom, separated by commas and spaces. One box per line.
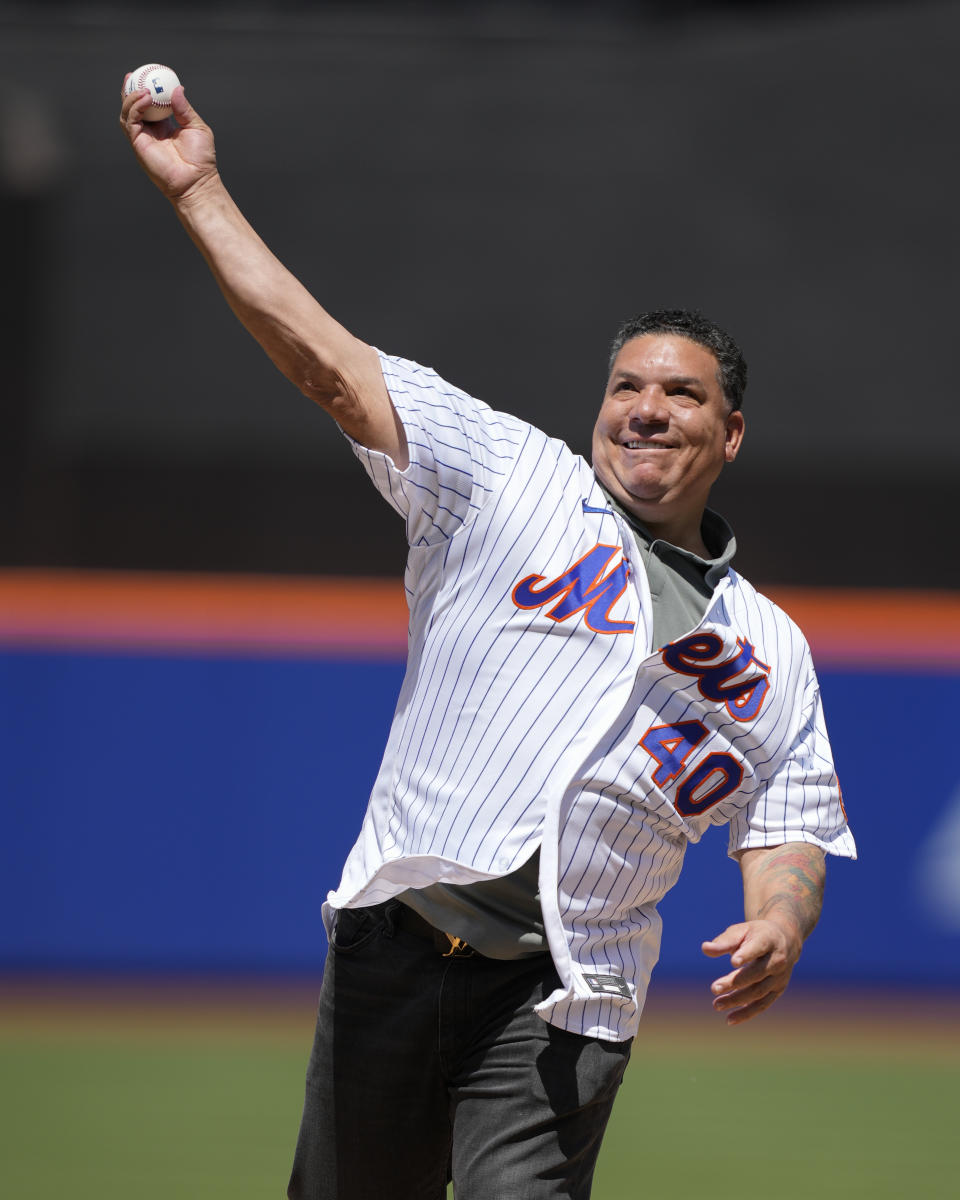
2, 647, 959, 985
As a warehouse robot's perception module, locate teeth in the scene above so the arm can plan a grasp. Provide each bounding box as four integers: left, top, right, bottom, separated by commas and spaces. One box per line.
624, 441, 665, 449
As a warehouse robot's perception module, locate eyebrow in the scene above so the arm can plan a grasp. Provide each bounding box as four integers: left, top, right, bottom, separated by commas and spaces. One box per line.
612, 370, 707, 390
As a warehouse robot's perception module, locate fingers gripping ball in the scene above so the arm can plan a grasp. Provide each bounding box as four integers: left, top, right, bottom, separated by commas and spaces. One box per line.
125, 63, 181, 121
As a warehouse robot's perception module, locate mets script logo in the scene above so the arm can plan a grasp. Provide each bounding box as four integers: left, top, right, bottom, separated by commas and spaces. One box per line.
661, 633, 771, 722
511, 543, 634, 634
639, 633, 773, 819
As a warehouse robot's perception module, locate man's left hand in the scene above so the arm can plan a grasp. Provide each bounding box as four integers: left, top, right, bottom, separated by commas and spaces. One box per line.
701, 918, 801, 1025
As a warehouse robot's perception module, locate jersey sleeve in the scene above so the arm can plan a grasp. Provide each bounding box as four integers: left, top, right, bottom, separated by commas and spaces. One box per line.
346, 351, 526, 547
727, 655, 856, 860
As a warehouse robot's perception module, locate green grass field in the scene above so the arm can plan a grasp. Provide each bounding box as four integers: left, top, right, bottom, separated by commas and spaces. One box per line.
1, 982, 956, 1198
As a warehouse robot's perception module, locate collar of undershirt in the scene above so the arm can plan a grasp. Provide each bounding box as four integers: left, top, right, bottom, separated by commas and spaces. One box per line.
596, 482, 737, 592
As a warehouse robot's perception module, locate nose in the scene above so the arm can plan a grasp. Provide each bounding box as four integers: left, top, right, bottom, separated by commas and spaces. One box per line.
630, 385, 669, 426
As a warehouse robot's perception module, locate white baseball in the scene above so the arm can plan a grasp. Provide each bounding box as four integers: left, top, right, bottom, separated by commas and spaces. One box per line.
125, 63, 181, 122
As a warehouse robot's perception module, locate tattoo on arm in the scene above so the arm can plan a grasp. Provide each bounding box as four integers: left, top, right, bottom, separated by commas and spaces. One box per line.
749, 844, 825, 940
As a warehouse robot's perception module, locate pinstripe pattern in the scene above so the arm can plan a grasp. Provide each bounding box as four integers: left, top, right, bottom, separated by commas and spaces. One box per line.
325, 353, 855, 1042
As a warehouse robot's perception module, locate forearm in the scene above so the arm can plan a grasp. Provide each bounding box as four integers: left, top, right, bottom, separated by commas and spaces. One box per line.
172, 174, 365, 415
120, 84, 402, 458
702, 842, 826, 1024
739, 842, 825, 952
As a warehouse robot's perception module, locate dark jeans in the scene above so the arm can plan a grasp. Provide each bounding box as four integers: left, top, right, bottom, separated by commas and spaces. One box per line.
287, 900, 632, 1200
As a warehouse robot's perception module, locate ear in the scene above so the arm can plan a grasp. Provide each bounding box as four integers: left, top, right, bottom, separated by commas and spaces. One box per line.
724, 410, 745, 463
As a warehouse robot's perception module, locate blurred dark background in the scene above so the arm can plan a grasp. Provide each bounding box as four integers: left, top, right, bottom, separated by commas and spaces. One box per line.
1, 0, 957, 586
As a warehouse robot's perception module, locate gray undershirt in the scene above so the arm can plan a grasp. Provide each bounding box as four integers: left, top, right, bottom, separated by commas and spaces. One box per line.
398, 492, 737, 958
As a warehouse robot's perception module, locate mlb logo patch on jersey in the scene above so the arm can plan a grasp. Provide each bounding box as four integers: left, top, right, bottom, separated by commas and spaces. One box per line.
583, 973, 632, 999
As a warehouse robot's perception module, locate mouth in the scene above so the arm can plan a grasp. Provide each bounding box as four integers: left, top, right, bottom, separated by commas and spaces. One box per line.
622, 440, 672, 450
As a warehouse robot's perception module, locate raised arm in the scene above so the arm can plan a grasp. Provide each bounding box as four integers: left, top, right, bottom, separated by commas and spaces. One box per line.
701, 842, 826, 1025
118, 76, 407, 466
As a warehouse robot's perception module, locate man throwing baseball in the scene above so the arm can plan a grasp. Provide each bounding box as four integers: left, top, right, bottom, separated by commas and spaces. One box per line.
120, 79, 855, 1200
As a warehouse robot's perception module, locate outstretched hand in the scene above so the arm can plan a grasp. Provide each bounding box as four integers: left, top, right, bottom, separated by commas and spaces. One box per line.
701, 918, 801, 1025
119, 76, 218, 202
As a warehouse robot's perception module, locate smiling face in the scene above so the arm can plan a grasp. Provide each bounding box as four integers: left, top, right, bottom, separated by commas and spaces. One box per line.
591, 333, 745, 553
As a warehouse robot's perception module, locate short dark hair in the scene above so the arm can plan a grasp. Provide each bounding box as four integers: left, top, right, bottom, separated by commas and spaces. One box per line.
607, 309, 748, 412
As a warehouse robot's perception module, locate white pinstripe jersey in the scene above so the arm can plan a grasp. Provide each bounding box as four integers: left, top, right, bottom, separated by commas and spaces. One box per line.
325, 352, 856, 1042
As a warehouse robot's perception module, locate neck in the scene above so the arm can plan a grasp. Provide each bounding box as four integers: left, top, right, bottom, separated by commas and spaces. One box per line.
600, 485, 708, 555
636, 513, 709, 557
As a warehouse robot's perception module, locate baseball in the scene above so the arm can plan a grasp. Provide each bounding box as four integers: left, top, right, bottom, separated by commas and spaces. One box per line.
125, 63, 181, 122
